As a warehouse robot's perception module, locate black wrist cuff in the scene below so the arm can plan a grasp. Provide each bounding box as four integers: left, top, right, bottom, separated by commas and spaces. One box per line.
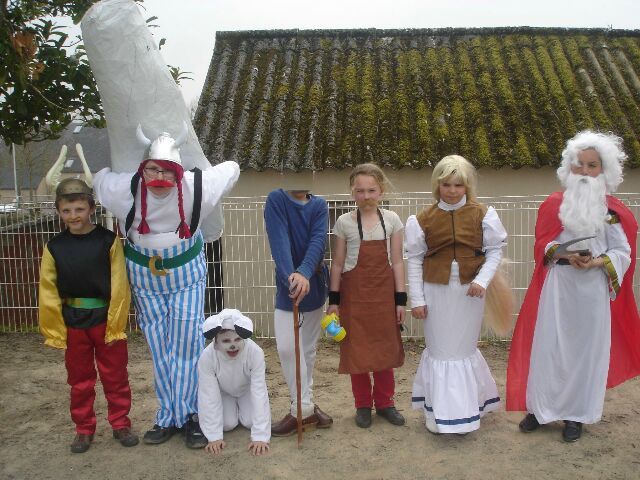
395, 292, 407, 306
328, 291, 340, 305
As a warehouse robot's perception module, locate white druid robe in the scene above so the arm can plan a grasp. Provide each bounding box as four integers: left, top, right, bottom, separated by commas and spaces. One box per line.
526, 222, 631, 424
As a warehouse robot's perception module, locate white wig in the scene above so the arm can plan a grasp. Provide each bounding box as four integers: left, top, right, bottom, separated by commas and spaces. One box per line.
557, 130, 626, 193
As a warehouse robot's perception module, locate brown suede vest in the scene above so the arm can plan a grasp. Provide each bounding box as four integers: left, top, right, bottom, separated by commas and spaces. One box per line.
416, 201, 488, 285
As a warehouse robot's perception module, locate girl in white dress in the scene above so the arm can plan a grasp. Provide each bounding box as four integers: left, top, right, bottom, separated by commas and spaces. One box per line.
406, 155, 508, 434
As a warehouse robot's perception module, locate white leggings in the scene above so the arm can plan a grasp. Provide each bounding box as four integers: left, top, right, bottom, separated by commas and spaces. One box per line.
221, 391, 254, 432
274, 307, 323, 416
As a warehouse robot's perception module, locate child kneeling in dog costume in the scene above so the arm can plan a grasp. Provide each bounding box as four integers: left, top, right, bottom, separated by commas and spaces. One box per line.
198, 309, 271, 456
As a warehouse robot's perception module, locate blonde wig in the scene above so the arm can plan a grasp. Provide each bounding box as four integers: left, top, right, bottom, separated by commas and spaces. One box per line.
483, 261, 515, 338
431, 155, 478, 202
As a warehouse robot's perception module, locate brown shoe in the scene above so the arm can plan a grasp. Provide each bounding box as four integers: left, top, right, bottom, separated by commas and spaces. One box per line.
113, 427, 139, 447
271, 413, 319, 437
70, 433, 94, 454
314, 404, 333, 429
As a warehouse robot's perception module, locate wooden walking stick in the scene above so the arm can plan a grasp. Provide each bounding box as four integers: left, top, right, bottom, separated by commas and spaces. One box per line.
293, 303, 303, 448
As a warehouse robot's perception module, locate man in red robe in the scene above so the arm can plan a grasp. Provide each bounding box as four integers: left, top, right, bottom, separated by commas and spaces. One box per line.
507, 130, 640, 442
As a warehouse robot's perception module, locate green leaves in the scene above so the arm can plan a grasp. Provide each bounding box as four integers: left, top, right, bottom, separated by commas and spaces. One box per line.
1, 1, 102, 145
168, 66, 194, 83
1, 0, 188, 147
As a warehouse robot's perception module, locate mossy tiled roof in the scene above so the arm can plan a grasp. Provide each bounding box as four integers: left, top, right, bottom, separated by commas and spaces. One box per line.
195, 27, 640, 170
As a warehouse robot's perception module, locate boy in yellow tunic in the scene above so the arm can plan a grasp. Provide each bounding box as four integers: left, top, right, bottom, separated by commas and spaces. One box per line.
39, 178, 137, 453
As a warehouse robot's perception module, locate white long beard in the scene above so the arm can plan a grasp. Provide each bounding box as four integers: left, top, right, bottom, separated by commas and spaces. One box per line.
559, 174, 607, 246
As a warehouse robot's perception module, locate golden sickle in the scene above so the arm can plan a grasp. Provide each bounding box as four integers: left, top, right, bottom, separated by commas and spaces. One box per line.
149, 255, 168, 276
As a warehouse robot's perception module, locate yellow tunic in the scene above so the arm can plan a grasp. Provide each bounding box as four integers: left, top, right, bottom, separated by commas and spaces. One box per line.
39, 228, 131, 349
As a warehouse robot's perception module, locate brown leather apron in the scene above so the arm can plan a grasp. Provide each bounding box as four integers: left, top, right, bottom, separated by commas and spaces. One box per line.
338, 209, 405, 374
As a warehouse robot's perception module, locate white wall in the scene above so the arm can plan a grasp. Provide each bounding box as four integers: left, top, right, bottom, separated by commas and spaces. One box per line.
229, 167, 640, 198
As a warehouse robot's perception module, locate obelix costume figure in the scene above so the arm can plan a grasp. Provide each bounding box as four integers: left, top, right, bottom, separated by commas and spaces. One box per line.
93, 126, 239, 448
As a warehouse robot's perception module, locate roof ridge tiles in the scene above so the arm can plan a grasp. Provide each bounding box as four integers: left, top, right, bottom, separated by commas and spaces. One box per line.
198, 28, 640, 171
215, 27, 640, 41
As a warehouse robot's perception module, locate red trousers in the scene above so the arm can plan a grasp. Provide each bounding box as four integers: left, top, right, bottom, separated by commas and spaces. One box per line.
350, 369, 395, 409
65, 323, 132, 435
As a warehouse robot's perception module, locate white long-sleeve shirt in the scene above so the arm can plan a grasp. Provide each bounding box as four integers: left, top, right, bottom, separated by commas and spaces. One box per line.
93, 161, 240, 248
405, 196, 507, 308
197, 339, 271, 442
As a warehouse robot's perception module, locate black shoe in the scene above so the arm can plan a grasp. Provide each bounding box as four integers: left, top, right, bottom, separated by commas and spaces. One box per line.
113, 427, 139, 447
562, 421, 582, 442
355, 408, 372, 428
519, 413, 540, 433
70, 433, 93, 453
143, 424, 175, 445
184, 413, 208, 449
376, 406, 406, 426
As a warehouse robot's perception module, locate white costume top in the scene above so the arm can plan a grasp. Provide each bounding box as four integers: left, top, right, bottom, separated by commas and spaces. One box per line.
333, 208, 404, 272
197, 339, 271, 442
93, 161, 240, 249
527, 222, 631, 424
405, 196, 507, 308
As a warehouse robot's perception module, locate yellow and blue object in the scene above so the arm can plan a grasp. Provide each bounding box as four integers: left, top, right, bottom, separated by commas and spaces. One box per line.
321, 313, 347, 342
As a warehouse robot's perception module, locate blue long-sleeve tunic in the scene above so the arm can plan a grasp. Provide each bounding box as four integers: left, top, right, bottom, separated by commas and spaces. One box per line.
264, 189, 328, 312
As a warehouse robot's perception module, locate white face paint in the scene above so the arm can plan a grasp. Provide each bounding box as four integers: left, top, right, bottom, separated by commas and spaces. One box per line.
214, 329, 245, 359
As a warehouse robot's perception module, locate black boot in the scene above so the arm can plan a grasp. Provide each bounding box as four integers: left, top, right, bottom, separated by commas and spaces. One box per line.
518, 413, 540, 433
355, 408, 372, 428
376, 406, 406, 426
562, 421, 582, 442
143, 424, 175, 445
184, 413, 208, 449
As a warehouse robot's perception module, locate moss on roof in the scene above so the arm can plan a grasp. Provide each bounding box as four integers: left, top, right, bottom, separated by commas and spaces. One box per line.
195, 27, 640, 170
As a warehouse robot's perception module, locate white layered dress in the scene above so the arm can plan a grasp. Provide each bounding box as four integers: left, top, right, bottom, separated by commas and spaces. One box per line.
406, 196, 506, 434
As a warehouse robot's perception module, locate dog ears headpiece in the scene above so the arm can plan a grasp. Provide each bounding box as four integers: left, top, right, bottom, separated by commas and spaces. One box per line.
203, 309, 253, 340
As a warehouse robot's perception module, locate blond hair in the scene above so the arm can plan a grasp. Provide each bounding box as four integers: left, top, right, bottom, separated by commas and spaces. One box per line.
483, 262, 515, 338
349, 163, 391, 193
431, 155, 477, 202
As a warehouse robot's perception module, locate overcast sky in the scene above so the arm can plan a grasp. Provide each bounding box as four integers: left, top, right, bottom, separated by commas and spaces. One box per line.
117, 0, 640, 105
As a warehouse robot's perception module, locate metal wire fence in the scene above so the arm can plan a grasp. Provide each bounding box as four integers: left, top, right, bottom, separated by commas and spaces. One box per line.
2, 192, 640, 338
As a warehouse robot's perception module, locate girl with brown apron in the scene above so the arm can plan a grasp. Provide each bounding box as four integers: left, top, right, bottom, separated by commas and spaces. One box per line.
327, 164, 406, 429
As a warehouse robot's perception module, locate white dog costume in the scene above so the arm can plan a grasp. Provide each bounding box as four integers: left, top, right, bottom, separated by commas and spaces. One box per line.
198, 309, 271, 443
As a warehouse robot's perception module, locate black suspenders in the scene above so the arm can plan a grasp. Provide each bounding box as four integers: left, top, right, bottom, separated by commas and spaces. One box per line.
189, 167, 202, 235
356, 208, 387, 241
124, 172, 141, 236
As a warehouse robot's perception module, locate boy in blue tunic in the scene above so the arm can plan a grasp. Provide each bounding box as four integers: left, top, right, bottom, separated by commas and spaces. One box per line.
264, 175, 333, 436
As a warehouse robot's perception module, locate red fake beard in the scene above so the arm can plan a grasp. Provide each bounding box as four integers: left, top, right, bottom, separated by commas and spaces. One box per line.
146, 179, 176, 188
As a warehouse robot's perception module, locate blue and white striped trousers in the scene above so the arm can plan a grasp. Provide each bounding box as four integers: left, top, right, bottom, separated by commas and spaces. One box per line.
127, 232, 207, 428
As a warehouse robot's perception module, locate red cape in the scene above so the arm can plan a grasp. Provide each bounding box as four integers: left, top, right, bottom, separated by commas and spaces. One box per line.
506, 191, 640, 411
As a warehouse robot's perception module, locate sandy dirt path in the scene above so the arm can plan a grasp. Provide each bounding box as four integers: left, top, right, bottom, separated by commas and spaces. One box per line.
1, 333, 639, 480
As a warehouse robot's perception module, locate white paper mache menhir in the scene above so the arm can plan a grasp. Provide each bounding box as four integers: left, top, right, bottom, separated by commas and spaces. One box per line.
80, 0, 224, 242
